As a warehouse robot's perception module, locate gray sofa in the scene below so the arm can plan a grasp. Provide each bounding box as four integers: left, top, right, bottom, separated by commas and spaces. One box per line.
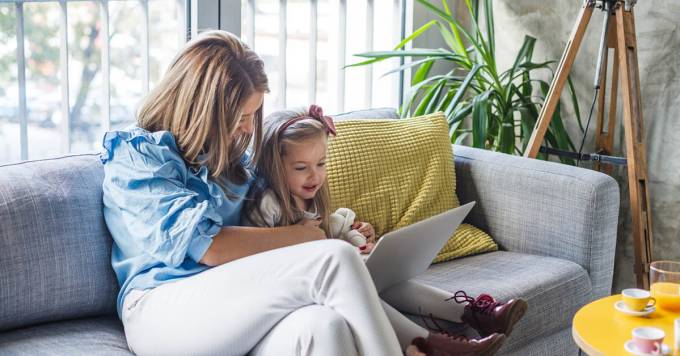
0, 123, 619, 355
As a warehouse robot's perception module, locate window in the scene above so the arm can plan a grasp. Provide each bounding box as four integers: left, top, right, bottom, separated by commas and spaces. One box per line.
1, 0, 406, 165
0, 0, 186, 164
241, 0, 403, 115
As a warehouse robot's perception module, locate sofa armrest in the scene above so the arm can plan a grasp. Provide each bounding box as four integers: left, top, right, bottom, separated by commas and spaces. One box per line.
453, 145, 619, 299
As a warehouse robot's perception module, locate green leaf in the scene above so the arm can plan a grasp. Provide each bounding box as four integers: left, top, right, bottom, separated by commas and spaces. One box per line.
498, 112, 514, 154
402, 73, 457, 115
449, 117, 471, 144
454, 132, 470, 145
466, 0, 480, 21
447, 16, 489, 62
343, 57, 384, 68
519, 61, 557, 71
505, 35, 536, 84
435, 22, 467, 61
415, 0, 488, 62
518, 106, 536, 152
521, 73, 533, 103
425, 80, 449, 114
414, 79, 447, 116
438, 91, 455, 113
353, 48, 456, 59
450, 102, 473, 125
463, 0, 491, 61
567, 76, 584, 132
539, 81, 577, 164
439, 0, 469, 63
441, 0, 453, 16
511, 85, 539, 153
472, 91, 491, 148
484, 0, 495, 60
413, 60, 435, 86
379, 58, 434, 78
393, 20, 438, 51
415, 0, 455, 25
444, 63, 483, 117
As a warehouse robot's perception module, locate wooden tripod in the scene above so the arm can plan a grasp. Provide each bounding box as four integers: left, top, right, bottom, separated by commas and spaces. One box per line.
524, 0, 653, 288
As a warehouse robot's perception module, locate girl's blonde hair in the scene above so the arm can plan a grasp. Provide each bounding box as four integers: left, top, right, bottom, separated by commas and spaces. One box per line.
137, 30, 268, 190
247, 107, 333, 236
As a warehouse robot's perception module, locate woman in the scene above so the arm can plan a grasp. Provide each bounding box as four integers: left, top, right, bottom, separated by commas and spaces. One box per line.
101, 29, 403, 356
101, 30, 497, 356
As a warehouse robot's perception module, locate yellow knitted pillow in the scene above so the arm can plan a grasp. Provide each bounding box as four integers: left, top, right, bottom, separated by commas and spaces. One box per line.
327, 112, 497, 263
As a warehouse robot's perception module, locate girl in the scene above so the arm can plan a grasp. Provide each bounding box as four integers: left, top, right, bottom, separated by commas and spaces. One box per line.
245, 105, 528, 355
244, 105, 373, 253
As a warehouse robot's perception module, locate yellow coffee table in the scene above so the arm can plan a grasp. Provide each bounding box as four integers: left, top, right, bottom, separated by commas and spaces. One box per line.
572, 295, 680, 355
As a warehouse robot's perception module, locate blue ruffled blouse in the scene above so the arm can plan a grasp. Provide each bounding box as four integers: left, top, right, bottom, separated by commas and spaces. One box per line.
100, 127, 254, 316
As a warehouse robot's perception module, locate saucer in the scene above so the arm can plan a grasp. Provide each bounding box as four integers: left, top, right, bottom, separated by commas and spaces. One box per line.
615, 301, 656, 316
624, 340, 670, 355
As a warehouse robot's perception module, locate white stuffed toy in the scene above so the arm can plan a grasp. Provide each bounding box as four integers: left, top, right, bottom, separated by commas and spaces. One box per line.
329, 208, 367, 247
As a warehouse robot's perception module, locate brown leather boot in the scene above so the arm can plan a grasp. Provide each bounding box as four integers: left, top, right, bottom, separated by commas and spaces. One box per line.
448, 291, 528, 337
410, 332, 506, 356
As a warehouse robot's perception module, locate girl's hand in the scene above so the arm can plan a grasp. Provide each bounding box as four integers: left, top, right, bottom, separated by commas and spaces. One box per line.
358, 242, 375, 254
351, 221, 376, 243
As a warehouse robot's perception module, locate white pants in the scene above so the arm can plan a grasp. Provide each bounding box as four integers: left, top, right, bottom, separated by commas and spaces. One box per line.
382, 279, 465, 324
122, 239, 465, 356
122, 240, 401, 356
380, 280, 466, 349
247, 280, 464, 354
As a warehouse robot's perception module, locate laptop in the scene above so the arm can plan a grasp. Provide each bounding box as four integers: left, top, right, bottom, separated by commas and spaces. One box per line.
364, 201, 475, 292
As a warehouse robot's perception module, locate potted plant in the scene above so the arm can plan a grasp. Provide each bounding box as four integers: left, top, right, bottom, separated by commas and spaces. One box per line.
350, 0, 582, 162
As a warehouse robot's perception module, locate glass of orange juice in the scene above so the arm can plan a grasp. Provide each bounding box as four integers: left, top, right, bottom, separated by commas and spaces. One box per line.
650, 261, 680, 312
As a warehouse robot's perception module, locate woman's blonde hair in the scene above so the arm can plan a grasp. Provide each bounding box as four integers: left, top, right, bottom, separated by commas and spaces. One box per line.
137, 30, 268, 190
246, 107, 333, 236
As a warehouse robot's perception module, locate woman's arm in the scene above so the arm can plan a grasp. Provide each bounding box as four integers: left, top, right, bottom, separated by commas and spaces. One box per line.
200, 223, 325, 266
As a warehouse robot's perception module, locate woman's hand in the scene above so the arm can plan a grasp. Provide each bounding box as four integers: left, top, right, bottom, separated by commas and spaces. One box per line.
293, 218, 327, 242
299, 218, 322, 228
201, 222, 326, 266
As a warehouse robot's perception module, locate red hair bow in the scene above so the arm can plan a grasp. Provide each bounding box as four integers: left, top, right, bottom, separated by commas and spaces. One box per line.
279, 105, 337, 136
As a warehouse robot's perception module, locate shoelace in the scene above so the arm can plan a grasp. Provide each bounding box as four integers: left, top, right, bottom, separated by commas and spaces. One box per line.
417, 306, 461, 337
446, 291, 501, 315
418, 311, 472, 342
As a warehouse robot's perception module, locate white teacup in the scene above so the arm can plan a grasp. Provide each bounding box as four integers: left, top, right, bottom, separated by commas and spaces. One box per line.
632, 327, 665, 355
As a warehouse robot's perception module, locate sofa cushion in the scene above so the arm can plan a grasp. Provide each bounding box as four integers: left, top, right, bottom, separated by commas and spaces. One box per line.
0, 316, 131, 355
413, 250, 591, 352
0, 154, 119, 331
326, 112, 497, 263
500, 328, 576, 356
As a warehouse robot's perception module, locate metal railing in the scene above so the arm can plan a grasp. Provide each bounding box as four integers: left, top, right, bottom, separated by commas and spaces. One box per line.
3, 0, 186, 161
3, 0, 404, 162
242, 0, 404, 113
